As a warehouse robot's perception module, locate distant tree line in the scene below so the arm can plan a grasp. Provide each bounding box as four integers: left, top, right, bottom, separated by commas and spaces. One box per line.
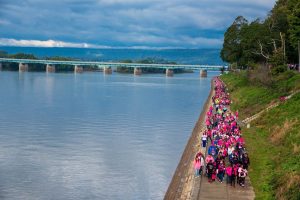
0, 51, 84, 71
221, 0, 300, 74
0, 51, 189, 73
116, 58, 190, 74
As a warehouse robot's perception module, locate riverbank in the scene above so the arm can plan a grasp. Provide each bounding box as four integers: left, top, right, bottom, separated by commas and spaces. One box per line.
164, 78, 215, 200
221, 71, 300, 200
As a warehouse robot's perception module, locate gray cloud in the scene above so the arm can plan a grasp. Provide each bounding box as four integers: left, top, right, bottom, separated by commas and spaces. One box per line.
0, 0, 276, 48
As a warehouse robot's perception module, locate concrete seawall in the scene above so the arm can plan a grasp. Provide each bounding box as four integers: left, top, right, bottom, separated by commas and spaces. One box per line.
164, 79, 215, 200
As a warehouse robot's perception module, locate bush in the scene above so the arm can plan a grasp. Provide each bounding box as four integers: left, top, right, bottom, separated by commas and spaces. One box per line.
271, 65, 287, 75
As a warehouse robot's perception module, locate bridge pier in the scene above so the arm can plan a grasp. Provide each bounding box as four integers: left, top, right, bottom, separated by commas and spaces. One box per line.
46, 64, 55, 73
0, 63, 2, 71
19, 63, 29, 72
74, 65, 83, 73
166, 69, 174, 77
134, 67, 142, 76
200, 69, 207, 77
103, 67, 112, 74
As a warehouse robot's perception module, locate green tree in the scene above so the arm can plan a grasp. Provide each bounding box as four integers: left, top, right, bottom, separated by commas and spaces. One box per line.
288, 0, 300, 49
221, 0, 300, 69
9, 53, 36, 59
240, 19, 271, 66
221, 16, 248, 67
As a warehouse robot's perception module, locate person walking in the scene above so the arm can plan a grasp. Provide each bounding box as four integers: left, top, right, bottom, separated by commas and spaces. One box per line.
206, 160, 215, 183
242, 153, 250, 170
194, 157, 201, 177
201, 132, 208, 148
217, 160, 225, 183
239, 166, 248, 187
226, 164, 233, 184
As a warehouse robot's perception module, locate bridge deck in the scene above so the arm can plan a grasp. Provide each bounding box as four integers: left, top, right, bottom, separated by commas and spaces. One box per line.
0, 58, 226, 70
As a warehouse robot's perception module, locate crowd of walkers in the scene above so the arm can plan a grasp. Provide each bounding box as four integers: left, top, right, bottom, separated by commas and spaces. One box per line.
193, 77, 250, 188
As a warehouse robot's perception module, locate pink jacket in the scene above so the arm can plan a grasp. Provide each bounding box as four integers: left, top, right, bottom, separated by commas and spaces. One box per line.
226, 167, 232, 176
237, 137, 245, 145
194, 160, 201, 170
205, 156, 214, 164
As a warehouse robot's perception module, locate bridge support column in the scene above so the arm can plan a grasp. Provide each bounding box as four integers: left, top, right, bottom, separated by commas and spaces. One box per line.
166, 69, 174, 77
200, 69, 207, 77
134, 67, 142, 76
0, 63, 2, 71
19, 63, 29, 72
46, 64, 55, 73
103, 67, 112, 74
74, 65, 83, 73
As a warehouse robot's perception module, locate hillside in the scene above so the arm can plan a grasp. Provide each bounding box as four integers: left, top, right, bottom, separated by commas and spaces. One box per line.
221, 71, 300, 200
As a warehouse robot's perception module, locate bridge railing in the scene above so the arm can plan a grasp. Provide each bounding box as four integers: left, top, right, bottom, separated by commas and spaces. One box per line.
0, 58, 227, 71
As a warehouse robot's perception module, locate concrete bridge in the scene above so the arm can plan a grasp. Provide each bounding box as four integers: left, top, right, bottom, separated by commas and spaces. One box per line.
0, 58, 227, 77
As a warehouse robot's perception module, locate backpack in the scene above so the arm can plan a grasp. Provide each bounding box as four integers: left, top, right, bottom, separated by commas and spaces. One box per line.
207, 163, 214, 172
240, 170, 246, 177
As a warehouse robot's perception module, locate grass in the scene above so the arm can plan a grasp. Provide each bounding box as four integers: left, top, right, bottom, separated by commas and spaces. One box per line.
221, 71, 300, 200
221, 71, 300, 119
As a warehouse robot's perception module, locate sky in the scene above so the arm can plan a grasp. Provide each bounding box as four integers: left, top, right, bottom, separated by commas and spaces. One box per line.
0, 0, 276, 49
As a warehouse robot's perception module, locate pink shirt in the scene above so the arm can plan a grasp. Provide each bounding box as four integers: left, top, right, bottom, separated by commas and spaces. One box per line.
205, 156, 214, 164
226, 167, 232, 176
194, 160, 201, 170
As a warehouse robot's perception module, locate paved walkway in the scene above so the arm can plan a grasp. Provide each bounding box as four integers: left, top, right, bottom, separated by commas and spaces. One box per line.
165, 78, 256, 200
195, 167, 255, 200
187, 144, 255, 200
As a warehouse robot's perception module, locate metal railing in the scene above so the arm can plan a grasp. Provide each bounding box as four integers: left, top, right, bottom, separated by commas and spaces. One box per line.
0, 58, 226, 70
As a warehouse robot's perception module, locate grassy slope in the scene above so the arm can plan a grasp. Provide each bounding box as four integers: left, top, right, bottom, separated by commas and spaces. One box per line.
221, 71, 300, 200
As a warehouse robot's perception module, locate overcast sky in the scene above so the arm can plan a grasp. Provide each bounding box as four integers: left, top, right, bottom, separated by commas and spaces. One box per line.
0, 0, 276, 49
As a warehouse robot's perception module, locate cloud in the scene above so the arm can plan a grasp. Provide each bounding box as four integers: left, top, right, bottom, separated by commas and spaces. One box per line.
0, 0, 276, 48
0, 37, 223, 49
0, 38, 110, 48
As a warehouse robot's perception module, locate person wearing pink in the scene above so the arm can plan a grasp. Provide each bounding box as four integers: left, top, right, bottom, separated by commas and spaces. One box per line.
231, 164, 239, 187
237, 136, 245, 146
205, 119, 211, 129
238, 166, 248, 187
206, 160, 215, 183
200, 155, 205, 175
226, 165, 233, 184
209, 106, 213, 113
207, 129, 212, 142
222, 147, 228, 158
205, 154, 214, 164
218, 139, 223, 147
193, 157, 201, 176
217, 160, 225, 182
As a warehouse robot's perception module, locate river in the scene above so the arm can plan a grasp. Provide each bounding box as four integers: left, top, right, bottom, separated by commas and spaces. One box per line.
0, 71, 216, 199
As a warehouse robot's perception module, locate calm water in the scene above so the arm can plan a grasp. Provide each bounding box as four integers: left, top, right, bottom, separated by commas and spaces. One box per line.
0, 71, 216, 200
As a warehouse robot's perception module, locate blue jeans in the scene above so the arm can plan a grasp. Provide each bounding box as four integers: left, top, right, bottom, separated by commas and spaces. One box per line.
217, 172, 224, 182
